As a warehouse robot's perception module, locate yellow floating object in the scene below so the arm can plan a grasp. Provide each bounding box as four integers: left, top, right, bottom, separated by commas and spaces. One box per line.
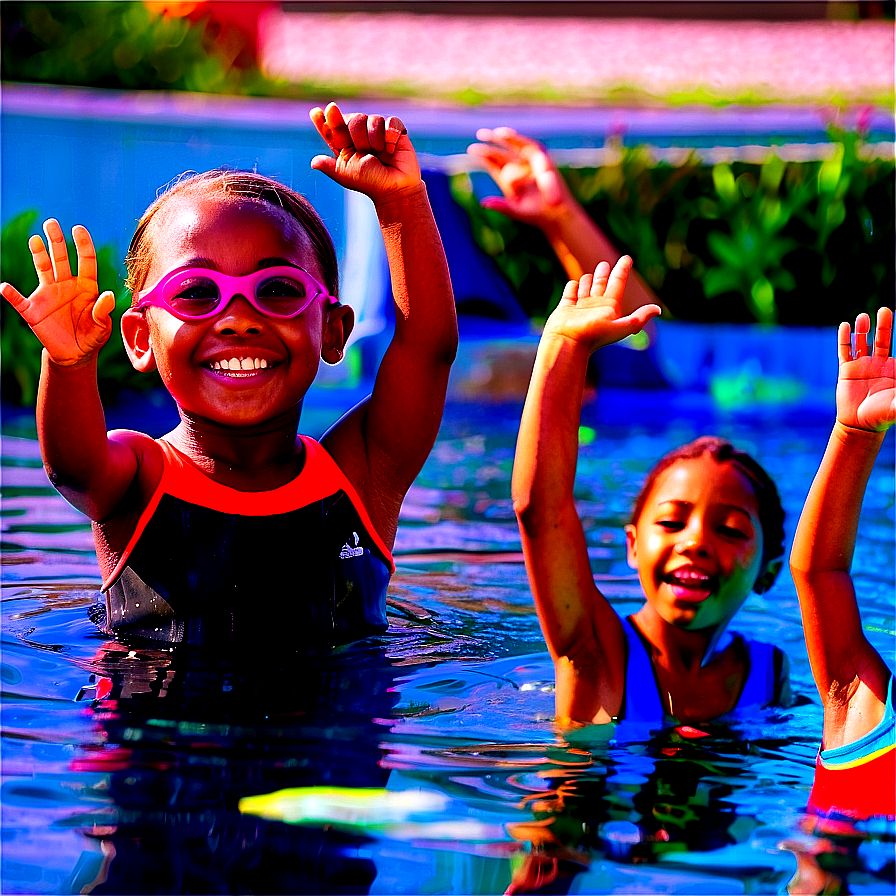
238, 786, 508, 843
238, 786, 448, 826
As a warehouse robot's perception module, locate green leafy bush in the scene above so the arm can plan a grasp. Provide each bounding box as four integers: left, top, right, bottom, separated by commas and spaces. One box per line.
452, 129, 894, 325
1, 1, 273, 95
1, 210, 156, 405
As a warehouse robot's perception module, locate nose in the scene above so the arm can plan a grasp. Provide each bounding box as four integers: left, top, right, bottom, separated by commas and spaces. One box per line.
214, 294, 266, 336
675, 521, 712, 558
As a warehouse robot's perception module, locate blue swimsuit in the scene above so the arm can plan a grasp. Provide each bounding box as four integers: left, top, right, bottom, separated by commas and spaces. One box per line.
620, 614, 785, 722
94, 436, 394, 647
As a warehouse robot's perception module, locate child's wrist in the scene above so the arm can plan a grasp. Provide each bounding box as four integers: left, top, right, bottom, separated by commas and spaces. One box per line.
42, 347, 100, 371
538, 329, 595, 361
540, 200, 582, 236
833, 418, 888, 441
372, 181, 427, 212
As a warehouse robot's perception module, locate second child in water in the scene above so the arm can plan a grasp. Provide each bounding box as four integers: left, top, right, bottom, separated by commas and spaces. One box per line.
513, 258, 790, 727
0, 103, 458, 648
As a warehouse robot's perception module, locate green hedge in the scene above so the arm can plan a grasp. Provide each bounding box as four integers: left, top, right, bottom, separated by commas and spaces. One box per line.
451, 128, 894, 325
1, 1, 271, 95
3, 130, 892, 406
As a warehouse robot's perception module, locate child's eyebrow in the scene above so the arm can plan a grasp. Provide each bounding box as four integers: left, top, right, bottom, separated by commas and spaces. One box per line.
180, 256, 219, 270
177, 257, 297, 270
257, 257, 298, 269
656, 499, 755, 519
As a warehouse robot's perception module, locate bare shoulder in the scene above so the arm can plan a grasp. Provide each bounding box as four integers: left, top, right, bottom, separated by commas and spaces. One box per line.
319, 398, 403, 546
107, 429, 165, 500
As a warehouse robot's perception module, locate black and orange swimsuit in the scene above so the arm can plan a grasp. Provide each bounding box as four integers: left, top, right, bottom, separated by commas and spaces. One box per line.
94, 436, 395, 647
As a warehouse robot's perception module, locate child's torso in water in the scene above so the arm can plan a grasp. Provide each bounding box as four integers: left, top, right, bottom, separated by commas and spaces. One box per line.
92, 436, 394, 647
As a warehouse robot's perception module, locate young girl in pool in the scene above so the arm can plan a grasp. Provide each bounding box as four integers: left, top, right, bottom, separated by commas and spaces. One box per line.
0, 102, 457, 648
513, 257, 789, 727
790, 307, 894, 820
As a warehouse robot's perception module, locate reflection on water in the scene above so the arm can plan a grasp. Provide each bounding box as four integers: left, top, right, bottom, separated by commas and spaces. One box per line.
2, 395, 893, 894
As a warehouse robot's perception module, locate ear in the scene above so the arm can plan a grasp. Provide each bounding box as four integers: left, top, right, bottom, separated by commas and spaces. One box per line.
321, 303, 355, 365
121, 308, 157, 373
753, 557, 783, 594
624, 524, 638, 570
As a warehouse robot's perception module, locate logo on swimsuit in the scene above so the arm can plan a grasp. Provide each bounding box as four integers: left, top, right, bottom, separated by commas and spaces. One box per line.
339, 532, 365, 560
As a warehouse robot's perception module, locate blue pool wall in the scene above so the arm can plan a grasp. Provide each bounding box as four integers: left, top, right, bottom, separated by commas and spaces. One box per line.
4, 82, 894, 266
2, 83, 890, 402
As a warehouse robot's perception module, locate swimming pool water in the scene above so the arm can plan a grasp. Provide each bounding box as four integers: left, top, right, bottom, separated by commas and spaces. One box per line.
1, 390, 893, 895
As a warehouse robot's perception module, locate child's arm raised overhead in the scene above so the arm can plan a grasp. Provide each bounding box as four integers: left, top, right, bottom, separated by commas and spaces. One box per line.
309, 103, 458, 548
0, 220, 145, 521
512, 258, 660, 725
467, 128, 660, 317
790, 307, 895, 750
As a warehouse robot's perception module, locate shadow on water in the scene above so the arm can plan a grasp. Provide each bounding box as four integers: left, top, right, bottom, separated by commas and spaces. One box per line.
2, 395, 894, 894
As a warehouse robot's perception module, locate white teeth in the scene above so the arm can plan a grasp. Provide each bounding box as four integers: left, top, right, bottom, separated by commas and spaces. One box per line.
210, 357, 269, 371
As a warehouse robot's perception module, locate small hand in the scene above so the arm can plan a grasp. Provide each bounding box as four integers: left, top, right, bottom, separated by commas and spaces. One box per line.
466, 128, 572, 226
0, 219, 114, 367
836, 307, 895, 432
543, 257, 661, 354
309, 103, 420, 202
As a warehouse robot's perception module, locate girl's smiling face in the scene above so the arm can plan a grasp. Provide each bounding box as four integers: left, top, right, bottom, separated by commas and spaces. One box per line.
625, 454, 767, 632
128, 192, 346, 428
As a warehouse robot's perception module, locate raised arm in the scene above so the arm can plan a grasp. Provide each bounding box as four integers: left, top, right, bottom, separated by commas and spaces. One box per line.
467, 128, 660, 317
513, 258, 660, 724
0, 220, 142, 520
309, 103, 458, 547
790, 308, 894, 749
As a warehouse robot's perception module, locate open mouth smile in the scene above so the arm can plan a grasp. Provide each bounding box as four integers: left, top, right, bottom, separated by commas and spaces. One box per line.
664, 568, 716, 602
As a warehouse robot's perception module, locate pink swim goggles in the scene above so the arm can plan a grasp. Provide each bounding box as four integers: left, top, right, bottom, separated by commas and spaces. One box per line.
134, 266, 338, 321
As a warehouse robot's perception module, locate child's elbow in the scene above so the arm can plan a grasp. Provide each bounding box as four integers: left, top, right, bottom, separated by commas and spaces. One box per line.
512, 485, 543, 535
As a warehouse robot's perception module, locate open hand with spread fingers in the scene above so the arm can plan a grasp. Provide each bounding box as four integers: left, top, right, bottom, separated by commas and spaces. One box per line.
309, 102, 419, 203
466, 127, 573, 227
836, 307, 895, 433
543, 256, 661, 355
0, 219, 115, 368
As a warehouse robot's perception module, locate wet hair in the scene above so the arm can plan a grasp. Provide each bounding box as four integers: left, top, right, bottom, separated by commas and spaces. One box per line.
630, 436, 785, 585
125, 169, 338, 301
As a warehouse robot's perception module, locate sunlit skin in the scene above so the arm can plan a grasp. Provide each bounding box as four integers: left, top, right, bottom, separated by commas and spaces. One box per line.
626, 455, 766, 635
513, 259, 785, 727
121, 194, 348, 476
466, 127, 661, 317
0, 101, 457, 565
791, 307, 894, 755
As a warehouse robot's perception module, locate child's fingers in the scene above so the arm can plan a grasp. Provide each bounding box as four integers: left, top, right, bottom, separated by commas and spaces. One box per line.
560, 279, 579, 303
872, 306, 894, 358
366, 114, 386, 154
92, 291, 116, 327
489, 127, 536, 154
43, 219, 72, 281
29, 234, 55, 285
588, 262, 611, 297
310, 103, 353, 153
602, 256, 633, 301
578, 272, 595, 299
530, 151, 562, 206
0, 282, 27, 313
346, 113, 374, 155
72, 225, 97, 284
853, 312, 871, 357
627, 304, 663, 331
384, 116, 407, 154
837, 321, 853, 365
